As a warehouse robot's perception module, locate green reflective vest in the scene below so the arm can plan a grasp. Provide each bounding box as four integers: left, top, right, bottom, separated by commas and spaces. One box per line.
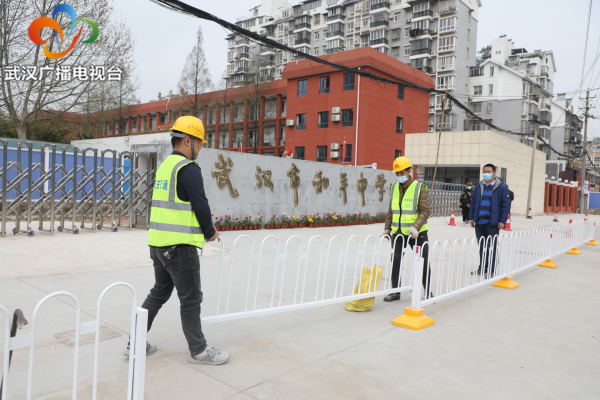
148, 154, 204, 248
391, 180, 429, 236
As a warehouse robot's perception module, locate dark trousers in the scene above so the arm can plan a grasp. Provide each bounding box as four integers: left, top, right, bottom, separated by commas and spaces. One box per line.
461, 206, 470, 222
142, 245, 207, 356
475, 223, 499, 275
391, 232, 432, 293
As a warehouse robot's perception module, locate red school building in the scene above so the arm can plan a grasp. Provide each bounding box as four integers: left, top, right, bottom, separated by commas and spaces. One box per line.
94, 47, 432, 171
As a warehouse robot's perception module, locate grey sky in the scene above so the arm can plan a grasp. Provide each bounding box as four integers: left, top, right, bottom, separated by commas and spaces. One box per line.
115, 0, 600, 138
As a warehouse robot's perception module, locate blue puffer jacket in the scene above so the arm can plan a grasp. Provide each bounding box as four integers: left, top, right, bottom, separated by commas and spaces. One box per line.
469, 177, 511, 226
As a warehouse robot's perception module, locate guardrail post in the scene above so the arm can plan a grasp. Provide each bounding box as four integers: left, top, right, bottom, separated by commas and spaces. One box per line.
127, 307, 148, 400
538, 233, 558, 268
566, 224, 582, 255
391, 246, 435, 331
585, 220, 597, 245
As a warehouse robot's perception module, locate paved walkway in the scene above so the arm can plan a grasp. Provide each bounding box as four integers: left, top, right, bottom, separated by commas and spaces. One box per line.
0, 214, 598, 399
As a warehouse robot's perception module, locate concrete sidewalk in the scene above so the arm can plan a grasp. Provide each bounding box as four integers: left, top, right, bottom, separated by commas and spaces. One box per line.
0, 214, 599, 399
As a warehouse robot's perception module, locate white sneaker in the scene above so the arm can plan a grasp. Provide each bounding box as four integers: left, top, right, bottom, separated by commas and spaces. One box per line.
124, 341, 157, 357
189, 345, 230, 365
462, 222, 466, 226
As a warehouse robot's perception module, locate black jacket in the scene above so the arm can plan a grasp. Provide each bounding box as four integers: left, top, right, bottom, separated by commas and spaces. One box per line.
172, 151, 216, 240
459, 189, 472, 207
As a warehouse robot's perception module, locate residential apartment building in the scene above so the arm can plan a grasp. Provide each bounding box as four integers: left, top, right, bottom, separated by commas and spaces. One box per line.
227, 0, 480, 134
465, 35, 557, 158
89, 48, 431, 169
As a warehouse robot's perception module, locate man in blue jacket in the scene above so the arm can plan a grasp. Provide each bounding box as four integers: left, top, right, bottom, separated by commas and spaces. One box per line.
469, 164, 511, 276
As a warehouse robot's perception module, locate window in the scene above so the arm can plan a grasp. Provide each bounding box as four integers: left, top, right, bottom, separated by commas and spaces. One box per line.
471, 103, 482, 113
436, 75, 455, 90
490, 66, 494, 76
344, 144, 352, 161
398, 85, 404, 100
362, 18, 370, 28
343, 73, 355, 90
298, 79, 307, 97
439, 17, 456, 32
295, 147, 305, 160
413, 2, 430, 12
487, 102, 493, 113
396, 117, 403, 134
394, 12, 402, 22
405, 27, 410, 38
314, 31, 320, 40
522, 82, 530, 96
318, 111, 329, 128
395, 149, 402, 158
489, 84, 493, 94
282, 10, 290, 18
319, 76, 330, 94
467, 47, 470, 58
474, 85, 482, 96
342, 109, 354, 127
317, 146, 327, 162
314, 47, 320, 56
468, 28, 471, 40
404, 46, 411, 56
438, 37, 455, 51
160, 113, 166, 124
302, 0, 322, 13
296, 113, 306, 130
314, 14, 320, 25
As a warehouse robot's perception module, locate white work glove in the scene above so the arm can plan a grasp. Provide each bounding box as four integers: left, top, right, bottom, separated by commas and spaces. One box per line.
409, 226, 419, 239
382, 229, 391, 240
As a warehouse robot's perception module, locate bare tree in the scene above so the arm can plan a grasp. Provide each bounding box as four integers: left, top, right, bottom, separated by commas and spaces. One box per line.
0, 0, 136, 140
238, 52, 277, 153
213, 70, 232, 150
178, 26, 212, 119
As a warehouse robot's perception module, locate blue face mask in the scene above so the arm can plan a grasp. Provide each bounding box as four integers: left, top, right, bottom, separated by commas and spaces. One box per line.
396, 176, 408, 184
483, 173, 493, 181
466, 186, 472, 190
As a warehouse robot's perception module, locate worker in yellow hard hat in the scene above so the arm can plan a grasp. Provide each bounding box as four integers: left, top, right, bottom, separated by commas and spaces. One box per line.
134, 115, 229, 365
383, 156, 433, 302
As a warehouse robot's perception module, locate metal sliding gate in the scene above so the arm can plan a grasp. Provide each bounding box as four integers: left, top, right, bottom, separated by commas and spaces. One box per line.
0, 140, 156, 236
423, 181, 466, 217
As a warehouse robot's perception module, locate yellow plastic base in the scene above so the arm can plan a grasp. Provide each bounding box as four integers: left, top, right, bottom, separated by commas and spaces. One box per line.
392, 307, 435, 331
492, 276, 520, 290
538, 259, 558, 268
585, 239, 598, 246
566, 247, 581, 255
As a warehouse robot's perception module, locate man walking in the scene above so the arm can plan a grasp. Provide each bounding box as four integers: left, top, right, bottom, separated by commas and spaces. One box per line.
382, 156, 432, 301
469, 164, 511, 277
459, 182, 473, 226
127, 116, 229, 365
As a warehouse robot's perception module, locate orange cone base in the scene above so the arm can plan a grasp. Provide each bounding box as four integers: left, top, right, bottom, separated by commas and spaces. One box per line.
585, 239, 598, 246
448, 220, 456, 226
492, 276, 520, 290
566, 247, 581, 255
538, 259, 558, 268
392, 307, 435, 331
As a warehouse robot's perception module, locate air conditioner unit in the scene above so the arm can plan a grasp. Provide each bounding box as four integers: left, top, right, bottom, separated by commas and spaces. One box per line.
330, 151, 339, 158
389, 16, 394, 20
433, 13, 439, 18
331, 114, 341, 122
354, 40, 360, 44
406, 18, 411, 23
332, 107, 341, 114
286, 119, 295, 126
331, 143, 340, 150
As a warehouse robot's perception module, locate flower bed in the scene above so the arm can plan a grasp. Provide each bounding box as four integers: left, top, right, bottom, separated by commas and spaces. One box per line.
213, 212, 387, 230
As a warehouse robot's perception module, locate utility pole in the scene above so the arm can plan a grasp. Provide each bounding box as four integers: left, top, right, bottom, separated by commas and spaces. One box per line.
579, 90, 595, 213
525, 120, 539, 218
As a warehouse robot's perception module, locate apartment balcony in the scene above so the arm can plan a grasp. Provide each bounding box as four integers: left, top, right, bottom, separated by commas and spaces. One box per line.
411, 47, 432, 56
326, 14, 346, 22
417, 66, 434, 74
528, 113, 539, 122
370, 2, 391, 11
539, 119, 551, 126
326, 30, 344, 38
438, 64, 455, 72
325, 47, 342, 54
370, 38, 389, 46
295, 37, 311, 45
294, 23, 311, 30
370, 20, 389, 28
231, 67, 248, 74
260, 46, 275, 54
409, 28, 434, 38
469, 68, 483, 77
434, 118, 457, 130
413, 9, 434, 19
439, 0, 458, 14
529, 94, 540, 103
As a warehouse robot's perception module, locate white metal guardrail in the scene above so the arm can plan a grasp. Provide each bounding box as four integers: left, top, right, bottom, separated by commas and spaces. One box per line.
0, 283, 147, 400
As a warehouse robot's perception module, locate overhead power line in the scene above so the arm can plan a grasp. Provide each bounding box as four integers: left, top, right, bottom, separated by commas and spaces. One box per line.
148, 0, 584, 159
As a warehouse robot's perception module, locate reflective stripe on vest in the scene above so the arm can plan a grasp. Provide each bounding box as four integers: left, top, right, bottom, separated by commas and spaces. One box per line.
390, 181, 429, 235
148, 154, 205, 248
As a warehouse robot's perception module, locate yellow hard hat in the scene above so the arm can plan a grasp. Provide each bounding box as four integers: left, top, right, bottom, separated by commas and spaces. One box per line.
392, 156, 412, 172
171, 116, 207, 144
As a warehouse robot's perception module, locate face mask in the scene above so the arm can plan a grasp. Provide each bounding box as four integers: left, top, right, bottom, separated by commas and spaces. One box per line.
483, 173, 493, 181
467, 186, 472, 190
396, 176, 408, 184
